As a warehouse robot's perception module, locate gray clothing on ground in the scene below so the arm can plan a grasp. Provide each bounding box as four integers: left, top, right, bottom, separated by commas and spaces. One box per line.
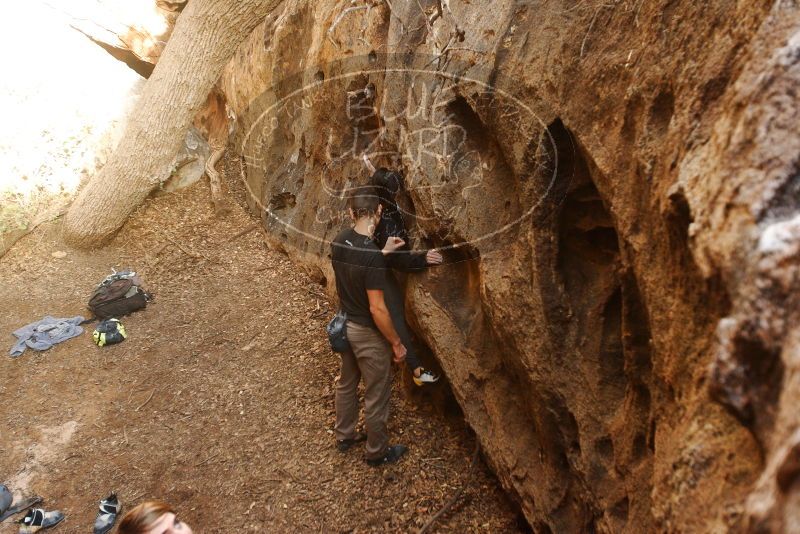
9, 316, 86, 357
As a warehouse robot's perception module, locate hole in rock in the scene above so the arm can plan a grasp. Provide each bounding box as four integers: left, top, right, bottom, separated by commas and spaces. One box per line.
700, 73, 731, 107
716, 336, 783, 431
595, 437, 614, 461
621, 95, 643, 144
632, 433, 648, 460
611, 496, 629, 520
647, 88, 674, 138
666, 188, 693, 248
548, 393, 581, 455
445, 96, 489, 151
514, 511, 534, 533
528, 119, 577, 225
269, 191, 296, 210
764, 172, 800, 221
599, 287, 626, 405
648, 419, 657, 453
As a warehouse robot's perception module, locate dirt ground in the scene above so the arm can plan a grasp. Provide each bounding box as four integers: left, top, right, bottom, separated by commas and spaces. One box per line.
0, 180, 524, 533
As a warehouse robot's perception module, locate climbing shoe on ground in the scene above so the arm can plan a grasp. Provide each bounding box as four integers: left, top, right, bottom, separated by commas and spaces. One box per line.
337, 431, 367, 452
0, 484, 11, 515
413, 369, 440, 386
18, 508, 64, 533
93, 493, 121, 534
366, 444, 407, 467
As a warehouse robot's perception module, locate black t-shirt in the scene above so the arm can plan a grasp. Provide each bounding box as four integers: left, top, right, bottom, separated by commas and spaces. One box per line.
331, 228, 387, 327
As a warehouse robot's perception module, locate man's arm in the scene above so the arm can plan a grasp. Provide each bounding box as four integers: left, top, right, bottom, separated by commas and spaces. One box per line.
367, 289, 406, 363
382, 237, 425, 272
381, 237, 443, 272
386, 250, 429, 272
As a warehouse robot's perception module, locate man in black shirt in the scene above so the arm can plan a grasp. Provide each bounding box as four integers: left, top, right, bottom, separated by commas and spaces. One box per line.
331, 185, 408, 466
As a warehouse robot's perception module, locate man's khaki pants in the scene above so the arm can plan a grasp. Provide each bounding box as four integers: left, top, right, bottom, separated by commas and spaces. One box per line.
335, 321, 393, 460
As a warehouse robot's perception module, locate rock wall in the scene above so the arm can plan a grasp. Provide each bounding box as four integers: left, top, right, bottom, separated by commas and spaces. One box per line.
218, 1, 800, 531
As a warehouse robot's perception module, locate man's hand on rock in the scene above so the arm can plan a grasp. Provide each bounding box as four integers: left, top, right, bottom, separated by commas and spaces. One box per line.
426, 249, 443, 265
382, 236, 405, 255
392, 341, 407, 363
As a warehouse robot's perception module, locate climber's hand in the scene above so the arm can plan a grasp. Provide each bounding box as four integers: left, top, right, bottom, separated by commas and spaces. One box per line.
426, 249, 443, 265
392, 341, 407, 363
382, 236, 405, 255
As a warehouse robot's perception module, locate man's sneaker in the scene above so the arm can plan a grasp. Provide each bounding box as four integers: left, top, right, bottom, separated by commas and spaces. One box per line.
366, 444, 407, 467
413, 369, 440, 386
336, 431, 367, 452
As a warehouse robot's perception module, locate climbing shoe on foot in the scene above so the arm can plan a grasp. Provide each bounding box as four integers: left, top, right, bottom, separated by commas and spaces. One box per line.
18, 508, 64, 533
337, 431, 367, 452
413, 369, 440, 386
366, 444, 407, 467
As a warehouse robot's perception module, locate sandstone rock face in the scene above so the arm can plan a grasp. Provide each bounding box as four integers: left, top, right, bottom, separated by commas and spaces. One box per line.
219, 1, 800, 531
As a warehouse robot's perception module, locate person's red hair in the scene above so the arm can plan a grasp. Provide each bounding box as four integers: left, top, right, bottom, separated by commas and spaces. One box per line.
118, 501, 175, 534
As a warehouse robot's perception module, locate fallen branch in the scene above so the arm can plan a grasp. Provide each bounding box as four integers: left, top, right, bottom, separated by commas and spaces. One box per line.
194, 453, 219, 467
226, 223, 259, 243
156, 230, 215, 263
135, 389, 155, 411
417, 440, 480, 534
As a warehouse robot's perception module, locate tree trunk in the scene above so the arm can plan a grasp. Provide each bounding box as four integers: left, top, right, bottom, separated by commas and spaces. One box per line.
63, 0, 283, 247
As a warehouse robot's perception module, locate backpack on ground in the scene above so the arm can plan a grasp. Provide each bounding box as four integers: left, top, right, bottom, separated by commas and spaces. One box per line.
88, 270, 151, 319
93, 318, 127, 346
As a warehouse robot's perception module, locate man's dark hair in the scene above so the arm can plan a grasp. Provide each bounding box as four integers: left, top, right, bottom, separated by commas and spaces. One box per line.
348, 185, 380, 219
369, 168, 403, 210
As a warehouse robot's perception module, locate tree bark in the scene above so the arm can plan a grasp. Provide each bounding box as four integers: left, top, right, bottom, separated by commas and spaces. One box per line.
63, 0, 283, 247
